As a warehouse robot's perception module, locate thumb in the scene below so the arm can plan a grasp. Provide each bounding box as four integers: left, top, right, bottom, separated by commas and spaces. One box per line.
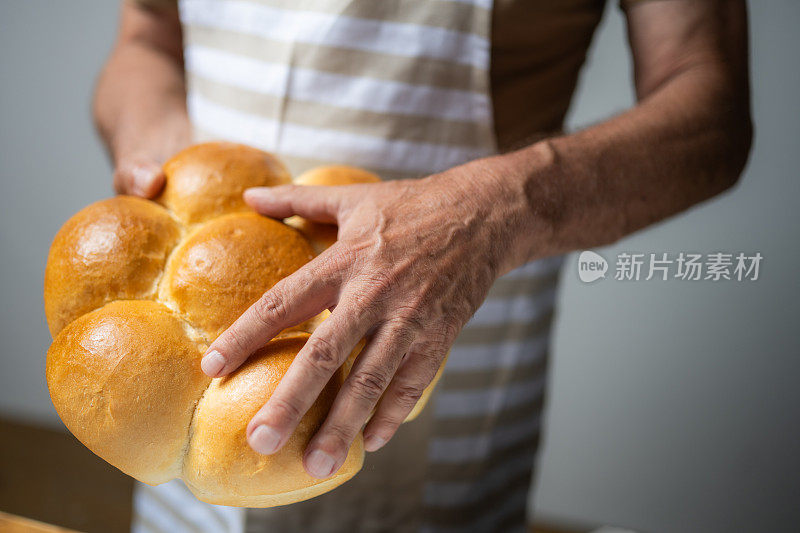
114, 158, 165, 198
244, 185, 349, 224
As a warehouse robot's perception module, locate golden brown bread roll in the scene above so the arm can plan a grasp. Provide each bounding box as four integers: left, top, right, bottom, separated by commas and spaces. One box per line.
160, 212, 314, 339
295, 165, 382, 187
44, 143, 439, 507
43, 196, 181, 336
157, 142, 291, 224
46, 300, 210, 485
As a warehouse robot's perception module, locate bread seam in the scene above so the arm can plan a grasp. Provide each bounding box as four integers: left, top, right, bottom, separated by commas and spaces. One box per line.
179, 363, 215, 482
146, 206, 188, 299
152, 209, 218, 480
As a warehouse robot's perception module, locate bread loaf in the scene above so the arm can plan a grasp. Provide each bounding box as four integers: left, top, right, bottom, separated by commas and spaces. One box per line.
44, 143, 374, 507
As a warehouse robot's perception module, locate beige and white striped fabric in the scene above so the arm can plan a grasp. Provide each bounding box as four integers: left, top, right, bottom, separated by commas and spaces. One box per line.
131, 0, 569, 532
181, 0, 497, 178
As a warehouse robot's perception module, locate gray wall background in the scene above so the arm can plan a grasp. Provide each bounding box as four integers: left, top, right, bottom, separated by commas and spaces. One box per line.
1, 2, 797, 532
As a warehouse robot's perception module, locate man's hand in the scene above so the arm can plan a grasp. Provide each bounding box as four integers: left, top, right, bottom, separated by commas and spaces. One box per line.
200, 0, 751, 481
201, 158, 529, 479
110, 112, 190, 197
94, 2, 190, 198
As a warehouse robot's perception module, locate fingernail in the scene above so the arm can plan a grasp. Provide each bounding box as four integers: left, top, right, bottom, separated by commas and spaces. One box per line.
306, 449, 336, 479
201, 350, 225, 376
364, 435, 386, 452
249, 425, 282, 455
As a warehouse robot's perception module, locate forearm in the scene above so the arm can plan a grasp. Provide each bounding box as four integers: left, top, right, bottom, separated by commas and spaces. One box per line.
521, 68, 748, 258
482, 54, 751, 274
476, 0, 754, 274
93, 3, 188, 164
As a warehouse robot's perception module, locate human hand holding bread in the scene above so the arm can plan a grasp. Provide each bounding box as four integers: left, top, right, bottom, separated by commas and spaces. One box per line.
206, 158, 514, 482
46, 141, 514, 504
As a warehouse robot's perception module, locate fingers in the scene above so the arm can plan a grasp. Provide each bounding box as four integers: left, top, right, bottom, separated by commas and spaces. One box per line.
245, 301, 375, 461
363, 340, 446, 451
301, 321, 415, 478
113, 158, 165, 198
201, 261, 341, 377
244, 184, 361, 223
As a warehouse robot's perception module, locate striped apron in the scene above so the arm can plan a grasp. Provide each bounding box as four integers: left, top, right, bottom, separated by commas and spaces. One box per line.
132, 1, 562, 532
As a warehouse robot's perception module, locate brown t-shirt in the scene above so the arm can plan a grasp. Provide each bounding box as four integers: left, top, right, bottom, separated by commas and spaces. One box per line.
491, 0, 606, 149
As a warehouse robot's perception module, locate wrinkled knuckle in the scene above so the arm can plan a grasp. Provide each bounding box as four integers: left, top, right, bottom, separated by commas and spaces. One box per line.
343, 292, 380, 324
348, 369, 390, 403
394, 306, 425, 332
393, 383, 425, 409
421, 328, 447, 349
305, 336, 342, 374
324, 422, 354, 448
253, 291, 289, 326
268, 396, 303, 424
407, 345, 445, 380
